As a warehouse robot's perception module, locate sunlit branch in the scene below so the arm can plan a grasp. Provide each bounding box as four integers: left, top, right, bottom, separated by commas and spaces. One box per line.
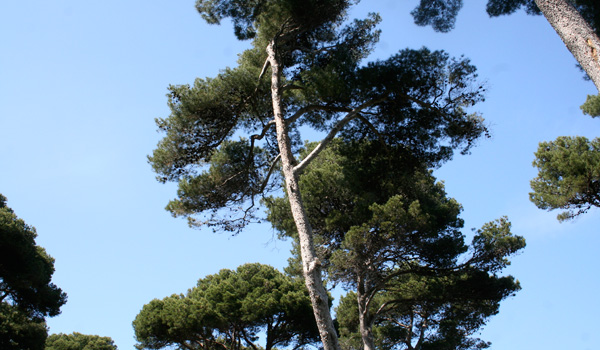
257, 57, 271, 88
293, 97, 388, 174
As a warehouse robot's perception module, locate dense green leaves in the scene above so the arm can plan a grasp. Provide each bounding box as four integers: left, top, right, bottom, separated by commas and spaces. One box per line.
336, 270, 520, 350
150, 1, 487, 233
0, 194, 66, 317
196, 0, 351, 41
581, 94, 600, 116
45, 333, 118, 350
0, 194, 66, 350
485, 0, 541, 17
0, 304, 47, 350
151, 46, 487, 231
530, 136, 600, 221
265, 142, 525, 350
411, 0, 463, 33
150, 2, 489, 348
133, 263, 319, 350
266, 140, 466, 267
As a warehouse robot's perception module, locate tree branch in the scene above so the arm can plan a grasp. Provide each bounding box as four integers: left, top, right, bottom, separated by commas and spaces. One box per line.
257, 57, 271, 88
357, 114, 387, 147
285, 104, 351, 126
241, 329, 259, 350
260, 154, 282, 193
414, 312, 428, 350
293, 97, 388, 174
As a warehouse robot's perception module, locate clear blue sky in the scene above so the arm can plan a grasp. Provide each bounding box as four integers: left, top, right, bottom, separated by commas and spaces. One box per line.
1, 1, 598, 349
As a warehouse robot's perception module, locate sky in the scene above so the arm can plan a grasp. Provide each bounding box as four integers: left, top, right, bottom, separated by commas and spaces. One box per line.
1, 1, 599, 349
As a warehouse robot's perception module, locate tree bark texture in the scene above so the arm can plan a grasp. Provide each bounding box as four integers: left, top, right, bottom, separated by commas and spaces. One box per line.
356, 287, 376, 350
535, 0, 600, 92
266, 41, 342, 350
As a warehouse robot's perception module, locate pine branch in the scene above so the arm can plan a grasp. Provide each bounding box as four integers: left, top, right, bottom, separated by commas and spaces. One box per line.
294, 96, 388, 174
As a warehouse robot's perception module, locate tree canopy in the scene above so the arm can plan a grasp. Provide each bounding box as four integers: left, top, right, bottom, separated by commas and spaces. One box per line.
530, 136, 600, 220
150, 1, 488, 348
45, 333, 118, 350
133, 263, 319, 350
0, 193, 67, 350
412, 0, 600, 115
266, 140, 525, 350
334, 218, 523, 350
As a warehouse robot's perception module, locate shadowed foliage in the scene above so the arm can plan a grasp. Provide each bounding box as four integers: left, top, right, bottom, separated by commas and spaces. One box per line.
0, 194, 66, 350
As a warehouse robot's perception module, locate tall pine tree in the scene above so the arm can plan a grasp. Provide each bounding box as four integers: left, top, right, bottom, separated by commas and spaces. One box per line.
150, 2, 487, 348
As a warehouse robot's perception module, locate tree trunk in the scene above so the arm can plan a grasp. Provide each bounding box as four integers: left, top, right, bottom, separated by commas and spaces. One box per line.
266, 41, 341, 350
357, 289, 376, 350
535, 0, 600, 92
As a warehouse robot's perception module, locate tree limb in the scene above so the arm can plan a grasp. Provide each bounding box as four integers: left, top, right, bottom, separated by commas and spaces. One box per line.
293, 97, 388, 174
285, 104, 351, 126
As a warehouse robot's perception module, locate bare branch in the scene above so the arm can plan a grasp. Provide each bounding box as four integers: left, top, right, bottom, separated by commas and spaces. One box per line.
257, 57, 270, 86
250, 120, 276, 143
259, 154, 281, 193
293, 96, 388, 174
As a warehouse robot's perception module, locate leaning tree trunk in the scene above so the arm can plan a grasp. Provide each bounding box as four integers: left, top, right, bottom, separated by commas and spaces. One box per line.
535, 0, 600, 92
266, 41, 342, 350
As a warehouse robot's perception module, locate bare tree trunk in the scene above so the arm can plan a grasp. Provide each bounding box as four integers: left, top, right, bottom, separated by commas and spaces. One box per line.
267, 41, 341, 350
357, 288, 376, 350
535, 0, 600, 92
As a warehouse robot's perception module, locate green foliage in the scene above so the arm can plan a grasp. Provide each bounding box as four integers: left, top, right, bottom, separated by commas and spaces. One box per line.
411, 0, 600, 37
266, 140, 467, 270
581, 94, 600, 116
335, 267, 519, 350
486, 0, 600, 36
266, 142, 525, 350
196, 0, 352, 42
530, 136, 600, 221
0, 304, 47, 350
485, 0, 541, 17
411, 0, 464, 32
133, 263, 319, 350
45, 333, 117, 350
150, 0, 487, 233
0, 194, 66, 350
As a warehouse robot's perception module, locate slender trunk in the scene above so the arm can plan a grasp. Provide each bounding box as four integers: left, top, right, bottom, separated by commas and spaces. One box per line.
535, 0, 600, 92
356, 286, 376, 350
266, 41, 341, 350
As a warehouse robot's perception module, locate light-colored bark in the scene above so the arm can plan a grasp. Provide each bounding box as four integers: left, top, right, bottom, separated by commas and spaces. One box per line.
535, 0, 600, 92
266, 40, 341, 350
